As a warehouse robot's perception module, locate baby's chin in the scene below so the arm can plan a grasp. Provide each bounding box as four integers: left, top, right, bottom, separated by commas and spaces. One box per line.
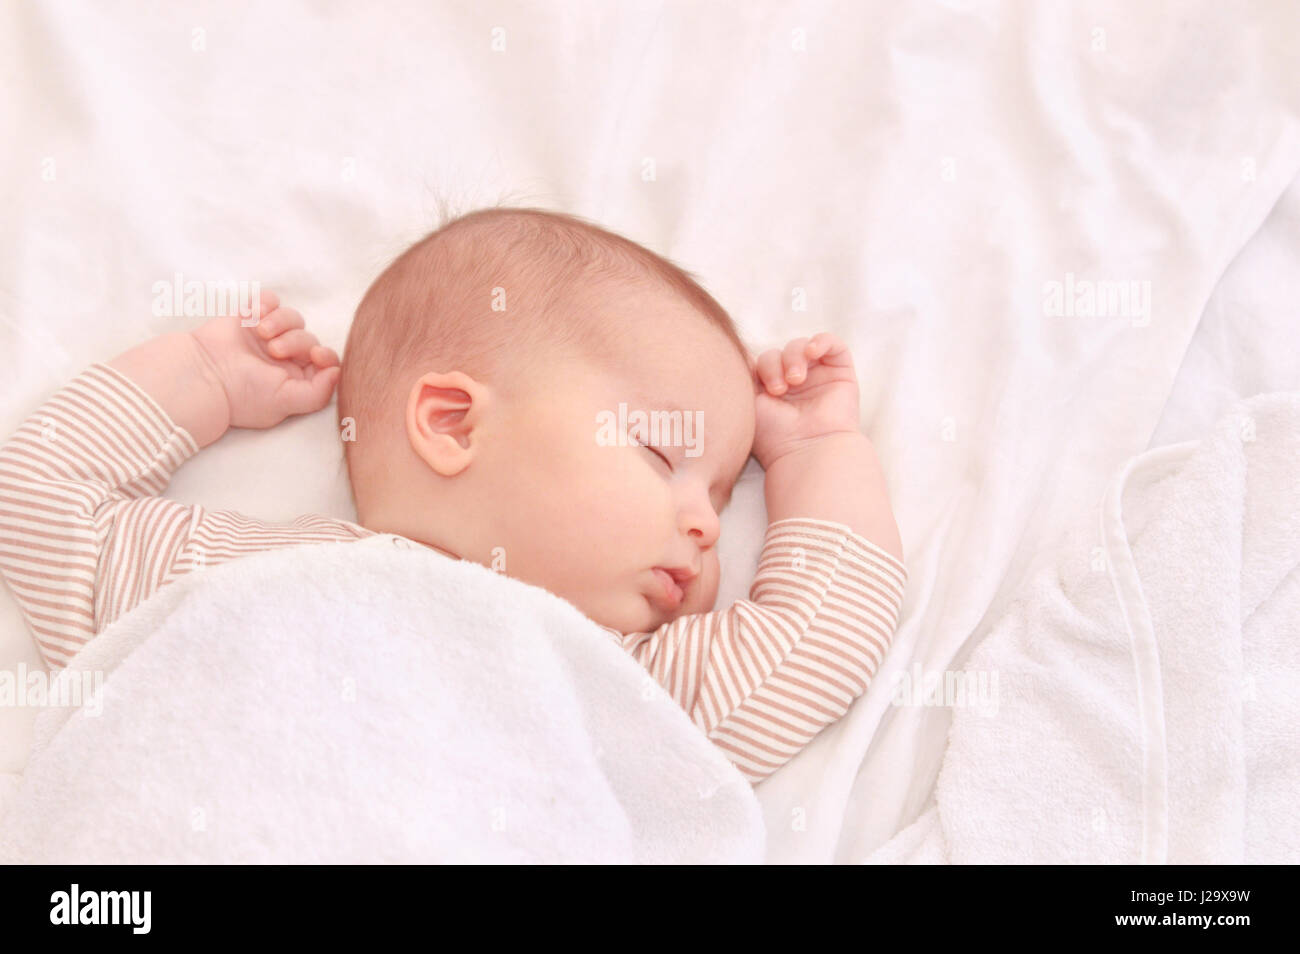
570, 578, 714, 635
580, 591, 679, 636
636, 589, 712, 631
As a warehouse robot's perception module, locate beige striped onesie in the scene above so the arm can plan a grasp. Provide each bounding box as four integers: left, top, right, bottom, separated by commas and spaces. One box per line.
0, 363, 907, 784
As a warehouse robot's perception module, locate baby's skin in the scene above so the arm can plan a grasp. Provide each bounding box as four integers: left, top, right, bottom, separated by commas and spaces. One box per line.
105, 290, 903, 634
0, 280, 909, 782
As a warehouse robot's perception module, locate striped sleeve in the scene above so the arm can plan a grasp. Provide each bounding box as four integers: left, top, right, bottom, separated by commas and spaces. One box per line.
0, 363, 370, 669
615, 518, 907, 785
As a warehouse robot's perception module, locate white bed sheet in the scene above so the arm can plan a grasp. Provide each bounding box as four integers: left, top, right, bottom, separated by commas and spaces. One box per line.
2, 0, 1299, 861
1150, 171, 1300, 449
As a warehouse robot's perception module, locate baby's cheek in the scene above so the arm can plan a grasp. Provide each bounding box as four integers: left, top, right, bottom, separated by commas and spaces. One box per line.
701, 557, 722, 610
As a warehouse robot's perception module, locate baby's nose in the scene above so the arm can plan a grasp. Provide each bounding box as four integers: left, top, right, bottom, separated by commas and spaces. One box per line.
683, 509, 721, 548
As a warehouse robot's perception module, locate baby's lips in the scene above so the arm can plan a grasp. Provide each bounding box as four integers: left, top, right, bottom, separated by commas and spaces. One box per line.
650, 567, 686, 610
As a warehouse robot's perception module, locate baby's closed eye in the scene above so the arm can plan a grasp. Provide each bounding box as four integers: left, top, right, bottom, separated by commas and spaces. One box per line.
635, 438, 673, 470
632, 433, 734, 515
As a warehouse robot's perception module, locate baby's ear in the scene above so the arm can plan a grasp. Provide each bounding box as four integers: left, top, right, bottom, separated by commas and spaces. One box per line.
405, 371, 486, 477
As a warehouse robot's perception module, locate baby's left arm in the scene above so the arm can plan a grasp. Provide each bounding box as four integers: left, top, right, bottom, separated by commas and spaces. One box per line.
751, 333, 903, 563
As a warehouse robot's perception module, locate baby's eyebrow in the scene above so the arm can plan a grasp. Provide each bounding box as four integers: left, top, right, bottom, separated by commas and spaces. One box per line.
626, 390, 685, 419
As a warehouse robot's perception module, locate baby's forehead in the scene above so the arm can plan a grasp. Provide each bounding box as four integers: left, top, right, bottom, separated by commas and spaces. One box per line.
602, 336, 755, 467
596, 284, 740, 359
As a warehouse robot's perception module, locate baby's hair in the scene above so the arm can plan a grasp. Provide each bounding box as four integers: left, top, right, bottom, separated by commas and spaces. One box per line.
337, 205, 751, 506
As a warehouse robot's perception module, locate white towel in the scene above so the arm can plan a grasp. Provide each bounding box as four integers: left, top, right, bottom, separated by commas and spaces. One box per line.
867, 391, 1300, 864
0, 536, 765, 863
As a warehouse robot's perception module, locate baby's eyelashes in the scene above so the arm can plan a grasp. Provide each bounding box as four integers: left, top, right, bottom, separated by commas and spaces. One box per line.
631, 433, 732, 513
635, 439, 673, 470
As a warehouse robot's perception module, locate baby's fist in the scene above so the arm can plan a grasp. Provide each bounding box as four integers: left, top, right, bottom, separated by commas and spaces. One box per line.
751, 332, 862, 468
190, 290, 341, 430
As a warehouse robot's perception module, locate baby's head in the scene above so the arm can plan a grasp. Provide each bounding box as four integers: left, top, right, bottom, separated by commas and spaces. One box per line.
338, 207, 756, 633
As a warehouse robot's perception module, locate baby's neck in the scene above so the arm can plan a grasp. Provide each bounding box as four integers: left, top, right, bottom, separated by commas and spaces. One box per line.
357, 509, 462, 562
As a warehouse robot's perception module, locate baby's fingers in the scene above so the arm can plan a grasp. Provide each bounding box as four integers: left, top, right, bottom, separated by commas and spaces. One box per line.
309, 345, 340, 369
279, 365, 341, 416
241, 290, 280, 326
255, 305, 305, 340
804, 332, 852, 366
781, 337, 813, 384
267, 328, 320, 362
755, 348, 791, 395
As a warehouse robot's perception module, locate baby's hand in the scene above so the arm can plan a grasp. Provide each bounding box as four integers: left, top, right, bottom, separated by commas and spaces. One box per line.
190, 290, 341, 430
750, 333, 862, 469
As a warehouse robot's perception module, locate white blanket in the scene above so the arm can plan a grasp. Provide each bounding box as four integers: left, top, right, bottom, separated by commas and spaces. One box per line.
0, 536, 764, 863
4, 0, 1300, 864
867, 391, 1300, 863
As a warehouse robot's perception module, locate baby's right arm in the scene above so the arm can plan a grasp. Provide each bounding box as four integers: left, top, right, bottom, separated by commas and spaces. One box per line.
613, 333, 908, 785
615, 515, 905, 785
106, 291, 340, 449
0, 295, 347, 668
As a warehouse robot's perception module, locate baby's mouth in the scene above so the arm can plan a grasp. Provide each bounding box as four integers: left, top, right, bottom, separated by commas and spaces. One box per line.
649, 566, 694, 611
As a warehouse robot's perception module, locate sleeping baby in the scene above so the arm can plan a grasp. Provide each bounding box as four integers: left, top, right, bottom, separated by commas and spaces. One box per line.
0, 207, 906, 784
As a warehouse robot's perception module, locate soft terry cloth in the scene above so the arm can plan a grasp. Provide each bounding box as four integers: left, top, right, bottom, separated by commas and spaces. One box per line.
0, 536, 765, 863
4, 0, 1300, 859
867, 391, 1300, 864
